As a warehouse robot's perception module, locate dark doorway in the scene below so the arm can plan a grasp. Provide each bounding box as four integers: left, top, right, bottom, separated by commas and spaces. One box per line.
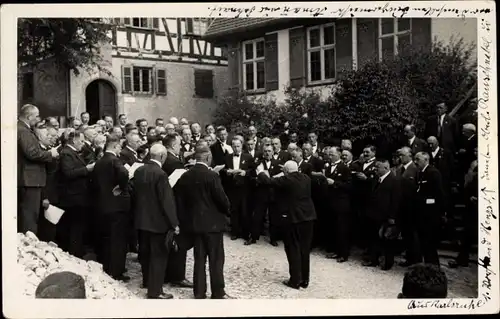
85, 80, 117, 125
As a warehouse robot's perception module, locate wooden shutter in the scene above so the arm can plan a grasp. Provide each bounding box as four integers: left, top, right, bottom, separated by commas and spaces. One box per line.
152, 18, 159, 30
335, 20, 353, 77
186, 18, 194, 34
124, 18, 131, 26
122, 66, 132, 93
156, 69, 167, 95
265, 33, 279, 91
357, 18, 378, 66
227, 42, 241, 92
289, 27, 306, 88
411, 18, 432, 53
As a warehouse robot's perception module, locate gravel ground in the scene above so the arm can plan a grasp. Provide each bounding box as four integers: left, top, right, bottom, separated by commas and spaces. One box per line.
123, 234, 478, 299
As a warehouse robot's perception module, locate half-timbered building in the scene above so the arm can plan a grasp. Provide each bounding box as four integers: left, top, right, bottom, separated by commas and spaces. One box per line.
18, 18, 228, 126
202, 17, 477, 103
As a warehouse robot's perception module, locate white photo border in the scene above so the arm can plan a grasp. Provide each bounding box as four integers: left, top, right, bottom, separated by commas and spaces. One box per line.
1, 1, 498, 317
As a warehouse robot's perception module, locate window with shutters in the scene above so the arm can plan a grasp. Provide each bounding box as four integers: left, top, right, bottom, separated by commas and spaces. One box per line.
378, 18, 412, 61
194, 69, 214, 98
242, 38, 266, 91
122, 66, 153, 94
22, 72, 34, 102
306, 23, 336, 84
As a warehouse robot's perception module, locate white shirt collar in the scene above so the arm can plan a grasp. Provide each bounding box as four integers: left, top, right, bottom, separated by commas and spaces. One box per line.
20, 119, 30, 128
439, 114, 445, 125
409, 136, 415, 145
332, 160, 341, 166
432, 147, 440, 157
105, 150, 117, 157
403, 161, 413, 170
150, 159, 162, 168
379, 170, 391, 183
196, 161, 209, 168
67, 144, 78, 152
40, 143, 47, 150
298, 160, 303, 167
421, 164, 429, 172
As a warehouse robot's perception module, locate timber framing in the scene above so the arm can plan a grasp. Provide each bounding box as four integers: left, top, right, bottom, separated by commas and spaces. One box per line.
111, 18, 225, 66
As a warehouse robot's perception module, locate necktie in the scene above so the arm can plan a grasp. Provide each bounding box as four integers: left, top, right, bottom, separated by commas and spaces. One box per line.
438, 117, 442, 137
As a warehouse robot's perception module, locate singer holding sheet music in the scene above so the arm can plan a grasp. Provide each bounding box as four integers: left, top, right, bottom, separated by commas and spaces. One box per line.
92, 135, 131, 282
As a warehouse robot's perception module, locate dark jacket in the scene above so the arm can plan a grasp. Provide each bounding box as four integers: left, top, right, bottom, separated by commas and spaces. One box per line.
119, 145, 140, 167
92, 152, 131, 214
58, 145, 91, 208
407, 137, 427, 155
210, 140, 230, 167
162, 151, 184, 176
365, 172, 402, 222
415, 165, 446, 217
132, 162, 179, 233
221, 152, 253, 191
174, 163, 230, 233
17, 120, 53, 187
257, 171, 317, 224
424, 114, 459, 152
81, 141, 97, 165
273, 149, 291, 164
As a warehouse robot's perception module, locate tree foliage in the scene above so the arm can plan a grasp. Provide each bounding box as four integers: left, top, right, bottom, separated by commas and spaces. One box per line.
18, 18, 113, 76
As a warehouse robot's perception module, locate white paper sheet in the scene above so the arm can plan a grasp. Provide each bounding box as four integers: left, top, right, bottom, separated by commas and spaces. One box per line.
168, 169, 187, 187
44, 205, 65, 225
127, 162, 144, 179
272, 172, 285, 178
124, 163, 131, 170
213, 165, 225, 174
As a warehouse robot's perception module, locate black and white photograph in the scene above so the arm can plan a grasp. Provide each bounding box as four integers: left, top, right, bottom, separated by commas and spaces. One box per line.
1, 1, 498, 317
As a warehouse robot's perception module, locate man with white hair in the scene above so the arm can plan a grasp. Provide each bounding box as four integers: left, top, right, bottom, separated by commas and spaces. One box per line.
155, 126, 167, 139
18, 104, 59, 235
165, 123, 176, 135
256, 160, 317, 289
341, 139, 352, 151
120, 132, 143, 166
82, 127, 99, 164
404, 124, 426, 155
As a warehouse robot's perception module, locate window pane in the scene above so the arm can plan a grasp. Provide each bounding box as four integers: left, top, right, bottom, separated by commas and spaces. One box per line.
140, 18, 148, 28
157, 69, 166, 79
310, 50, 321, 81
324, 48, 335, 79
323, 25, 335, 45
142, 69, 150, 92
124, 76, 132, 92
244, 43, 253, 60
256, 61, 265, 89
133, 18, 140, 27
256, 41, 264, 58
133, 68, 141, 91
157, 79, 166, 93
381, 37, 394, 61
381, 18, 394, 35
309, 28, 320, 48
398, 34, 411, 55
245, 63, 254, 90
398, 18, 411, 32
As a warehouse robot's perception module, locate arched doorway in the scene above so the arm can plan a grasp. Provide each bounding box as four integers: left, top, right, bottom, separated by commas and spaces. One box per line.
85, 80, 117, 124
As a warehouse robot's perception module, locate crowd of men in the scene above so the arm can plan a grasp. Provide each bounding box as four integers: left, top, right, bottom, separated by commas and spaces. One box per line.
18, 100, 477, 298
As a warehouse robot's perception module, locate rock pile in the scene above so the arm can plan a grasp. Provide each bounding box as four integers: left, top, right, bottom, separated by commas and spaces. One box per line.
17, 232, 138, 299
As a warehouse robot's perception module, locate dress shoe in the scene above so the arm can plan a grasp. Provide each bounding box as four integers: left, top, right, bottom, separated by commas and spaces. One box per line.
244, 239, 256, 246
170, 279, 194, 288
113, 274, 131, 282
282, 280, 300, 290
148, 293, 174, 299
299, 281, 309, 289
211, 294, 235, 299
362, 261, 379, 267
326, 253, 338, 259
337, 257, 348, 263
230, 236, 238, 240
448, 260, 468, 268
270, 241, 278, 247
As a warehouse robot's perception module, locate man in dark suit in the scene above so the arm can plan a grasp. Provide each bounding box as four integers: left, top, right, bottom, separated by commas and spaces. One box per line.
81, 127, 99, 165
424, 102, 459, 154
120, 132, 143, 166
427, 136, 455, 208
180, 127, 194, 155
404, 124, 427, 155
17, 104, 59, 235
324, 147, 352, 262
246, 144, 282, 246
244, 125, 262, 153
190, 122, 203, 144
293, 148, 313, 176
257, 160, 317, 289
210, 126, 230, 166
57, 131, 94, 258
395, 147, 420, 267
136, 119, 149, 142
92, 135, 131, 281
244, 136, 261, 160
414, 152, 446, 266
272, 137, 291, 164
457, 123, 477, 179
362, 159, 401, 270
162, 133, 184, 175
175, 145, 232, 299
307, 132, 324, 157
36, 127, 61, 243
221, 138, 253, 241
302, 142, 324, 172
132, 144, 179, 299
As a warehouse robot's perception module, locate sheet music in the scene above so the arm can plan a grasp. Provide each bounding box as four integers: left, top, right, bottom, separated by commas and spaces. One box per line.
44, 205, 65, 225
168, 169, 187, 187
213, 165, 225, 174
272, 172, 285, 178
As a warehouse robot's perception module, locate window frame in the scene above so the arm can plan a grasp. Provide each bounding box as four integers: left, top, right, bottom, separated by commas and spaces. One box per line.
120, 18, 159, 30
378, 18, 412, 62
186, 18, 210, 36
306, 22, 337, 85
241, 38, 266, 92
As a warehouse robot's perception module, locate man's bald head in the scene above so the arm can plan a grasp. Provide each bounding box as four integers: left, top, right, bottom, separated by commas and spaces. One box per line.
169, 117, 179, 125
19, 104, 40, 127
149, 144, 168, 164
427, 136, 439, 151
283, 160, 299, 174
